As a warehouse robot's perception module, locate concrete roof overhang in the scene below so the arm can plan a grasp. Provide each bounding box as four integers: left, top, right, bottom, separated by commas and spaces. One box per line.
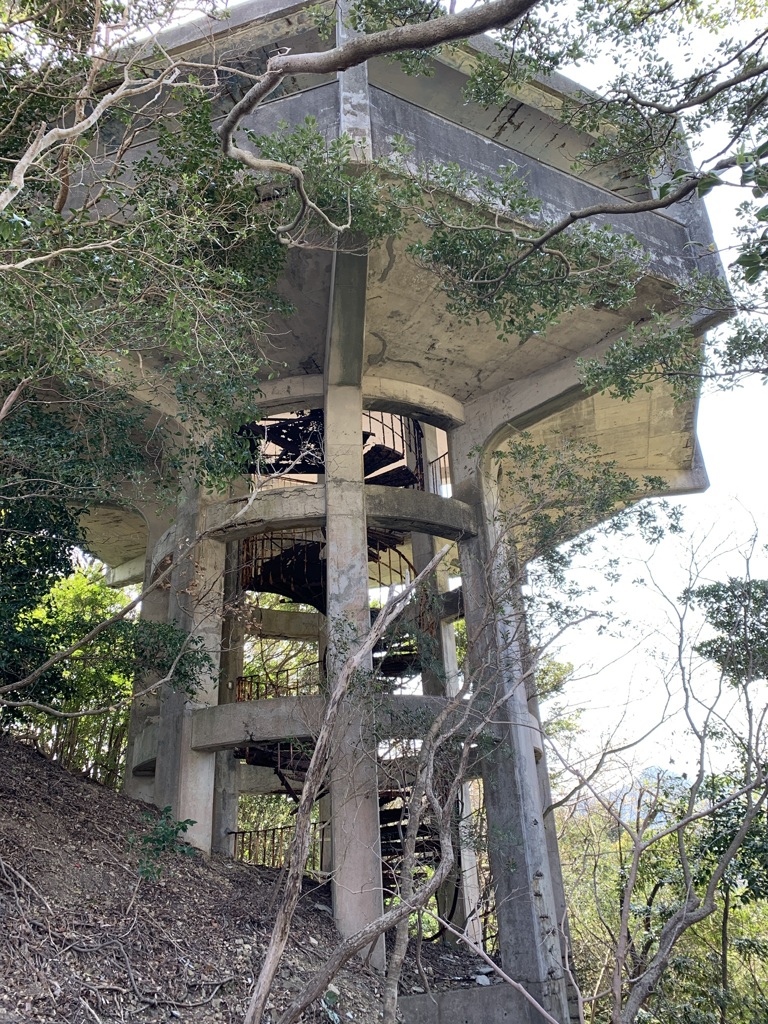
81, 1, 728, 571
237, 83, 723, 406
81, 505, 148, 573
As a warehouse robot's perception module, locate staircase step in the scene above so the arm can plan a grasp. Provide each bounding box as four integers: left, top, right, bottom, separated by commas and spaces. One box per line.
374, 652, 421, 678
364, 443, 403, 477
366, 465, 419, 488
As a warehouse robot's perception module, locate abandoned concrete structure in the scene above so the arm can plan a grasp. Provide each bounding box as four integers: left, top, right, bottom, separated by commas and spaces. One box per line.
81, 2, 723, 1020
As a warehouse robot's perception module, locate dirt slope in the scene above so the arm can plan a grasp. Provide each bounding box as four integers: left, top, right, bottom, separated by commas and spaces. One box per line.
0, 737, 382, 1024
0, 737, 494, 1024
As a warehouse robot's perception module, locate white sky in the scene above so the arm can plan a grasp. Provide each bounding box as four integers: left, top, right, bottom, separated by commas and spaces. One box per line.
540, 26, 768, 777
549, 375, 768, 778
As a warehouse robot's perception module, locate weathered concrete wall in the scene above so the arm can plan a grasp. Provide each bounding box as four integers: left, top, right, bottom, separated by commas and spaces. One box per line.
400, 983, 539, 1024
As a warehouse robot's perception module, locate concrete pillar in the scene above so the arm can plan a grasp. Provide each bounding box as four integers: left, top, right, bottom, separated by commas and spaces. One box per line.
450, 463, 569, 1022
456, 783, 484, 945
408, 426, 482, 941
122, 511, 173, 803
338, 0, 372, 164
324, 245, 385, 968
412, 423, 459, 698
212, 541, 243, 856
318, 793, 333, 874
154, 487, 226, 854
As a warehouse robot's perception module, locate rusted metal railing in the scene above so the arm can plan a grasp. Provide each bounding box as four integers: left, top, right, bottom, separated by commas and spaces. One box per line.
235, 663, 321, 702
362, 410, 425, 490
232, 821, 328, 874
428, 452, 452, 496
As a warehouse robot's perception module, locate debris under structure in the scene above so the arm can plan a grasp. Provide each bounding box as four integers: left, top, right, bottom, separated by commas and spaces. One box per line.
78, 3, 727, 1022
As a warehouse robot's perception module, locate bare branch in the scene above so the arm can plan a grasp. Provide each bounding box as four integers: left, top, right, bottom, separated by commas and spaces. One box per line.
242, 544, 450, 1024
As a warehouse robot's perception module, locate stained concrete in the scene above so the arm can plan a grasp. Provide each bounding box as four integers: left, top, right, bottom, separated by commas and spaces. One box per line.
98, 5, 729, 1017
323, 244, 386, 969
400, 983, 540, 1024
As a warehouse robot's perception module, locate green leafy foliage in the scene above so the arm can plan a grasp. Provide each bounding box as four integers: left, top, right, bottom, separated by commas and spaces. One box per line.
14, 567, 133, 783
402, 161, 646, 342
248, 117, 409, 245
0, 496, 84, 711
695, 773, 768, 904
560, 772, 768, 1024
0, 86, 285, 501
494, 431, 677, 571
237, 793, 310, 833
2, 557, 212, 794
688, 578, 768, 685
535, 656, 582, 739
733, 149, 768, 284
131, 805, 197, 881
464, 20, 586, 106
346, 0, 442, 75
574, 165, 768, 401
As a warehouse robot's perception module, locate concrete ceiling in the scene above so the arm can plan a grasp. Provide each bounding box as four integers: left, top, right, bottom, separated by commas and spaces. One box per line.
80, 506, 149, 570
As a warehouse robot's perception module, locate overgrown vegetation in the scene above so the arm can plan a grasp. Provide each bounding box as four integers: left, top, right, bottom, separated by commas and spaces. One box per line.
131, 805, 198, 881
3, 0, 768, 1022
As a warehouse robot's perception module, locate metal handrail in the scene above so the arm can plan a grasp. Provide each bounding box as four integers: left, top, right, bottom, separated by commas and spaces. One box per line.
428, 452, 452, 496
236, 663, 322, 701
231, 821, 328, 874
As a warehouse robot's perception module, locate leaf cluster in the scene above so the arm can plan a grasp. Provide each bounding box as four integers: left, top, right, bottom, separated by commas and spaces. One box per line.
495, 431, 676, 571
0, 494, 84, 713
0, 89, 292, 498
248, 116, 410, 245
688, 577, 768, 685
401, 159, 646, 342
1, 548, 213, 724
131, 805, 197, 881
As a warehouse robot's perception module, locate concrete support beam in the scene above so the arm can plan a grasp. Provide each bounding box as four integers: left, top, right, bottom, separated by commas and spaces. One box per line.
400, 980, 543, 1024
450, 369, 588, 489
205, 484, 326, 540
363, 377, 464, 429
338, 2, 372, 162
212, 543, 243, 857
239, 763, 305, 796
324, 244, 385, 969
191, 695, 492, 752
122, 515, 173, 803
453, 468, 569, 1021
365, 485, 476, 539
255, 376, 326, 415
105, 554, 145, 588
205, 484, 475, 544
154, 488, 226, 854
244, 607, 323, 641
193, 696, 325, 750
257, 373, 465, 430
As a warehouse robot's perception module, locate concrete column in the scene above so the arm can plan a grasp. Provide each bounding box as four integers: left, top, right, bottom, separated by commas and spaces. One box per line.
409, 426, 484, 940
212, 541, 243, 856
456, 783, 484, 945
154, 487, 226, 854
337, 0, 372, 162
318, 793, 333, 874
122, 511, 173, 803
411, 424, 458, 698
450, 462, 569, 1022
324, 245, 385, 969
